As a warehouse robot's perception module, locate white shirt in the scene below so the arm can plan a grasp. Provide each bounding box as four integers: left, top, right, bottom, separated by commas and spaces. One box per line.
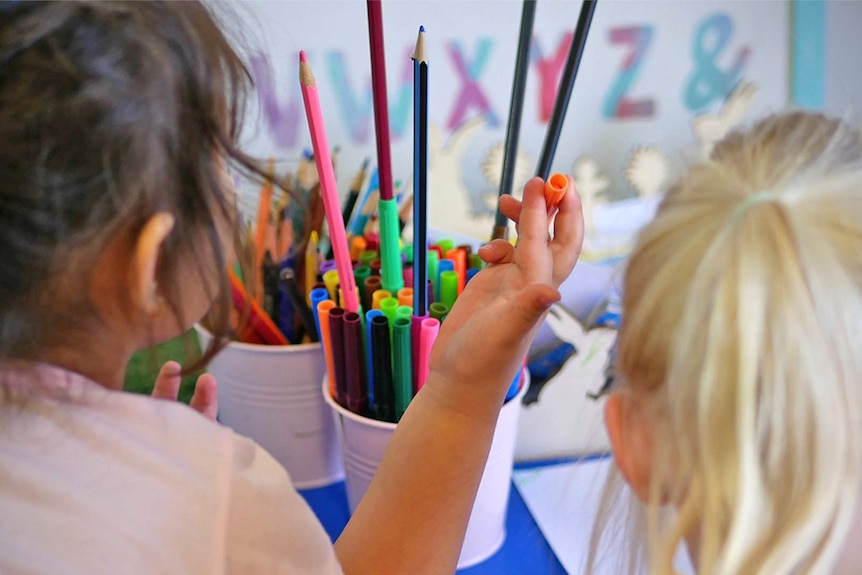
0, 364, 343, 575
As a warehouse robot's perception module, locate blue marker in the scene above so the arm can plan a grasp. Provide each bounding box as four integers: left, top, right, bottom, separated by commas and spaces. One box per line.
365, 309, 384, 406
310, 287, 330, 338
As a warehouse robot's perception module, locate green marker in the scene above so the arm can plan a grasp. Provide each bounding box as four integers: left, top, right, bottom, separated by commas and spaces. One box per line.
395, 305, 413, 323
354, 266, 372, 304
359, 250, 378, 266
380, 296, 399, 327
440, 271, 458, 310
393, 317, 413, 419
469, 253, 484, 270
429, 302, 449, 322
378, 199, 404, 293
436, 238, 455, 255
402, 244, 414, 266
427, 249, 440, 303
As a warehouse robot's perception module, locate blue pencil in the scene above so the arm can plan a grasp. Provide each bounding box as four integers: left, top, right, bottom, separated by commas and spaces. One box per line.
412, 26, 429, 317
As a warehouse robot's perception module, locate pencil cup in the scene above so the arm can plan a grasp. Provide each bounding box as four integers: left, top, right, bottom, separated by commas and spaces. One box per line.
196, 327, 343, 489
324, 369, 529, 569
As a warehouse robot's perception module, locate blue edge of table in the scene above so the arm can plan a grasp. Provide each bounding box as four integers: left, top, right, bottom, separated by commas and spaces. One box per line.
298, 455, 606, 574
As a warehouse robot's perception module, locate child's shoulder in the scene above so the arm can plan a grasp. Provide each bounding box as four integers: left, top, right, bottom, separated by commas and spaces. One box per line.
0, 363, 342, 574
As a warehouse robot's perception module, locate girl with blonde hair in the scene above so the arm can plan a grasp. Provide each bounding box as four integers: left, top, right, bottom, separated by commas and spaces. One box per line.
600, 111, 862, 574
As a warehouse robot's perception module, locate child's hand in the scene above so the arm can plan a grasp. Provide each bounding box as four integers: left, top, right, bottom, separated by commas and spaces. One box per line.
428, 176, 583, 399
151, 361, 219, 422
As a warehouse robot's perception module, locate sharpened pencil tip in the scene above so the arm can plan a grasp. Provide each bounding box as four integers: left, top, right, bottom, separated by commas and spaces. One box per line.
299, 52, 315, 86
412, 26, 428, 63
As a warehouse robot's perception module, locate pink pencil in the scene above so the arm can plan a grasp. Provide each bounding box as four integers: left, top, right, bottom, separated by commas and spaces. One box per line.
416, 317, 440, 393
299, 51, 360, 313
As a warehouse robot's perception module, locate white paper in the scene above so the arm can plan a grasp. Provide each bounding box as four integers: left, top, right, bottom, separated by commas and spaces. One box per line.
513, 459, 694, 575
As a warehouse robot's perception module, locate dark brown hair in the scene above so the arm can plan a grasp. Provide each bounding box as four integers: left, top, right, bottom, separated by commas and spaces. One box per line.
0, 1, 268, 368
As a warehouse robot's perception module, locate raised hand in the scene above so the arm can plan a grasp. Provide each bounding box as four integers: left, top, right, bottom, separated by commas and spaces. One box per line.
150, 360, 219, 421
429, 176, 583, 397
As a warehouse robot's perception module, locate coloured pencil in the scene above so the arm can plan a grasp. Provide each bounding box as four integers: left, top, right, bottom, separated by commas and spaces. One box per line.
397, 193, 413, 236
254, 157, 276, 301
342, 158, 370, 225
535, 0, 597, 179
227, 268, 289, 346
305, 230, 319, 306
492, 0, 536, 241
280, 268, 320, 342
412, 25, 429, 317
299, 51, 360, 313
366, 0, 404, 295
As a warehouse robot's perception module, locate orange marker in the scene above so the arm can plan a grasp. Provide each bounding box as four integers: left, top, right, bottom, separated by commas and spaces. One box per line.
446, 248, 467, 295
350, 235, 368, 262
544, 173, 568, 212
317, 300, 337, 397
397, 287, 413, 307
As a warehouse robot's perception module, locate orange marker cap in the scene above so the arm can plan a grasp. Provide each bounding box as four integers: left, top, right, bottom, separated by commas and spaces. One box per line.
544, 173, 568, 208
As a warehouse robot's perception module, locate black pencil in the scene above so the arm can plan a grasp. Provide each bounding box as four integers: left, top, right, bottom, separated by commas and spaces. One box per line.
492, 0, 536, 241
535, 0, 597, 180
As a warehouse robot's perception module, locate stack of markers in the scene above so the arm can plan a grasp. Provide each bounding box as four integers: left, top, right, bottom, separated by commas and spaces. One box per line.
311, 236, 486, 423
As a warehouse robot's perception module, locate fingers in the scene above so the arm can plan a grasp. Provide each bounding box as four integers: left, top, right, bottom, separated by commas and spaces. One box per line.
550, 176, 585, 284
499, 195, 522, 227
477, 239, 515, 266
151, 360, 182, 401
190, 373, 219, 422
517, 177, 550, 244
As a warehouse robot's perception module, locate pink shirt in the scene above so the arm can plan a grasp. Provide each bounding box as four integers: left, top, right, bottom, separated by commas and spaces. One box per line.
0, 364, 343, 574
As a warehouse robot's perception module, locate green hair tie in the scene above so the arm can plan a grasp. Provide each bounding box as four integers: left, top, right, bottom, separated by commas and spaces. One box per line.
733, 190, 775, 220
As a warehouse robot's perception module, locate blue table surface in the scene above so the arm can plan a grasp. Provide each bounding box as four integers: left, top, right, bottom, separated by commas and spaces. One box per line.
299, 477, 566, 574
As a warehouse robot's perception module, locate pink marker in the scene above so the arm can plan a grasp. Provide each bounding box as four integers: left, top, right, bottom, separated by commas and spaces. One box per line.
416, 317, 440, 393
299, 51, 359, 313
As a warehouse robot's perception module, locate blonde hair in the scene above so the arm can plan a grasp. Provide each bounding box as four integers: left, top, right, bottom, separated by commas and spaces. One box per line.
606, 111, 862, 574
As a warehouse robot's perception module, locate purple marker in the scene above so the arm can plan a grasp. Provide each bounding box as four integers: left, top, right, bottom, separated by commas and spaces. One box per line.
344, 312, 368, 416
320, 260, 338, 274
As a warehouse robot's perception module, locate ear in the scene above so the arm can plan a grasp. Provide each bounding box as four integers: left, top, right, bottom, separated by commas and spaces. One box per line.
130, 212, 175, 315
605, 391, 653, 503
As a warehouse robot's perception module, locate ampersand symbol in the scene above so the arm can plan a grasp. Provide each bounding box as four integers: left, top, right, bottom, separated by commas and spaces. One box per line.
685, 13, 751, 112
